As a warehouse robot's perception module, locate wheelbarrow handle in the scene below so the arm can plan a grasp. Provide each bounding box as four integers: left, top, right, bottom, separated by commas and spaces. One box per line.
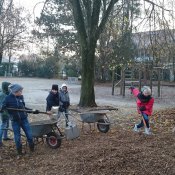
6, 108, 50, 115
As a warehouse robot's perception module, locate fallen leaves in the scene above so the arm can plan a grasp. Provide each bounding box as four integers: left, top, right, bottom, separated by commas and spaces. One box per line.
0, 107, 175, 175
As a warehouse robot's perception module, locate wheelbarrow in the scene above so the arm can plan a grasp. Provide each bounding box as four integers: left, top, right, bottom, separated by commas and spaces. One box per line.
6, 107, 63, 149
80, 110, 110, 133
30, 119, 62, 149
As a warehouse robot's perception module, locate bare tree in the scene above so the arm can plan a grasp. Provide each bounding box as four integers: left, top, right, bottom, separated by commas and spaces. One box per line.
0, 0, 28, 63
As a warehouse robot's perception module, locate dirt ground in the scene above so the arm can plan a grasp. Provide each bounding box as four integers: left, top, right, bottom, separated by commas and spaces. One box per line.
0, 77, 175, 175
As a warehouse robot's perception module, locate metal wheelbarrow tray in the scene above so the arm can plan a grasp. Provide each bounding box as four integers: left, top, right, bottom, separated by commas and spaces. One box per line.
30, 119, 62, 149
80, 110, 110, 133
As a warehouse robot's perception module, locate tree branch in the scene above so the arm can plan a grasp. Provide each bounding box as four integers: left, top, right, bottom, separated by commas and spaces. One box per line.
82, 0, 92, 38
69, 0, 87, 44
90, 0, 101, 37
96, 0, 119, 40
144, 0, 171, 12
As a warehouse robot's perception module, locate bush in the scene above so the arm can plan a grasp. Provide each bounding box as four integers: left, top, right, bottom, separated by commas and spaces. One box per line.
18, 56, 60, 78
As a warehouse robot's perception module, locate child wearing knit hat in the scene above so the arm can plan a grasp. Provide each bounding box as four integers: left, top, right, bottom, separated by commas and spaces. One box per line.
1, 83, 37, 155
129, 86, 154, 135
46, 84, 59, 116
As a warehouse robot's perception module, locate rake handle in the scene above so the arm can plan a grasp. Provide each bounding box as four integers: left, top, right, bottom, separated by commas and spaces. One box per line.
6, 108, 49, 115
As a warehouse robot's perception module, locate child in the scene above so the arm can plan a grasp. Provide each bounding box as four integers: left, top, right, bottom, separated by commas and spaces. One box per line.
1, 84, 38, 155
0, 82, 12, 147
46, 84, 59, 116
59, 83, 70, 126
130, 86, 154, 135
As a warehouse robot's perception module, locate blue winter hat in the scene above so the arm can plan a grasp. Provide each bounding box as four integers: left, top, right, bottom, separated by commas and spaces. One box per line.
9, 84, 23, 93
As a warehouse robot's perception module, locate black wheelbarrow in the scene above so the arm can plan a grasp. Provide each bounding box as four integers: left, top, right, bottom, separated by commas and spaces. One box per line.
30, 119, 62, 149
80, 110, 110, 133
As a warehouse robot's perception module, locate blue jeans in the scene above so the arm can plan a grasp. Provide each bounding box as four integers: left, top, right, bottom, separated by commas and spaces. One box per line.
11, 118, 33, 149
137, 112, 150, 128
0, 117, 10, 143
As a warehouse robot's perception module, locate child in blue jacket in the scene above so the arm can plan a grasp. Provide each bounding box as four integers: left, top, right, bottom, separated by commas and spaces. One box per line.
1, 84, 38, 155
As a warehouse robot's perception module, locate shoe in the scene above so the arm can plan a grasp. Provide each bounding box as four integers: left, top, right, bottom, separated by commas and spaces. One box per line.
29, 144, 34, 152
133, 124, 139, 132
144, 127, 151, 135
17, 146, 25, 155
0, 142, 3, 147
3, 138, 12, 141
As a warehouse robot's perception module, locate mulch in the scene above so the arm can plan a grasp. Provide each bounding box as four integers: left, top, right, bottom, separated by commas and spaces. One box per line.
0, 107, 175, 175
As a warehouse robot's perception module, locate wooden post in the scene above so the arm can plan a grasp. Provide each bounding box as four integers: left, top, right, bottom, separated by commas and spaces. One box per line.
157, 68, 161, 97
112, 69, 115, 95
143, 66, 147, 85
153, 67, 162, 97
120, 68, 123, 95
139, 68, 142, 91
150, 69, 153, 93
122, 68, 125, 97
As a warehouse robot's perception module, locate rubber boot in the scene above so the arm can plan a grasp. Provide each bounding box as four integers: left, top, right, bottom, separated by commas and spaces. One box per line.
65, 115, 69, 127
17, 146, 23, 155
29, 143, 34, 152
66, 122, 68, 127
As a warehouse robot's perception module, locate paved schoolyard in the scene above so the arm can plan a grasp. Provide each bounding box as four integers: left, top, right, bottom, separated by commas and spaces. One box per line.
0, 77, 175, 112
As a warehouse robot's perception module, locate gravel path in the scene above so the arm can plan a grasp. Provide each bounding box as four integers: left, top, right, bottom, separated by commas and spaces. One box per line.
1, 77, 174, 110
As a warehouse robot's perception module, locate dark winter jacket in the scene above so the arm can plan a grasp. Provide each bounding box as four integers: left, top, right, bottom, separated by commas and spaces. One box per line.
1, 93, 30, 122
0, 82, 11, 121
46, 91, 59, 111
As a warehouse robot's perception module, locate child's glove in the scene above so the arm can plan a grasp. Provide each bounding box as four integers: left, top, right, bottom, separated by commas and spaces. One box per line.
63, 101, 70, 107
129, 86, 135, 91
139, 106, 146, 111
32, 109, 40, 114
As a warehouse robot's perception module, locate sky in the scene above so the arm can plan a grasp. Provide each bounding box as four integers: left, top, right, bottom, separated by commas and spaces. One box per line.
12, 0, 174, 56
13, 0, 46, 55
14, 0, 44, 18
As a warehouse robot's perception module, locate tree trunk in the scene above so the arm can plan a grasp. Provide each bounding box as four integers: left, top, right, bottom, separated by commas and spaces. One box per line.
69, 0, 118, 107
79, 42, 97, 107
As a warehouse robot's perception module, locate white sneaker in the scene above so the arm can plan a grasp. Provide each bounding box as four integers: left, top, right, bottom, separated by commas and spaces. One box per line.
133, 124, 139, 132
144, 127, 151, 135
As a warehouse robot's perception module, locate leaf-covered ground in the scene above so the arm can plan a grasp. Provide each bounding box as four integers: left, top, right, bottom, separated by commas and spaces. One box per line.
0, 107, 175, 175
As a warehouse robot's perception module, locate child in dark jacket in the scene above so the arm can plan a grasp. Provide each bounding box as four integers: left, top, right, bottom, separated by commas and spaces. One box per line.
1, 84, 38, 155
130, 86, 154, 135
46, 84, 59, 116
0, 82, 12, 147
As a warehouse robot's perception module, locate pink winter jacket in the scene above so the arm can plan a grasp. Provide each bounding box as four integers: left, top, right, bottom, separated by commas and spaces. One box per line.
131, 88, 154, 116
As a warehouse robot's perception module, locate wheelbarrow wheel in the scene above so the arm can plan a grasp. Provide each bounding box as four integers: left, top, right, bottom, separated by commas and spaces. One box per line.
46, 132, 62, 149
97, 119, 110, 133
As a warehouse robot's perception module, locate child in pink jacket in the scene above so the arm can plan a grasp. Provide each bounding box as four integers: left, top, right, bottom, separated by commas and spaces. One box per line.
130, 86, 154, 135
